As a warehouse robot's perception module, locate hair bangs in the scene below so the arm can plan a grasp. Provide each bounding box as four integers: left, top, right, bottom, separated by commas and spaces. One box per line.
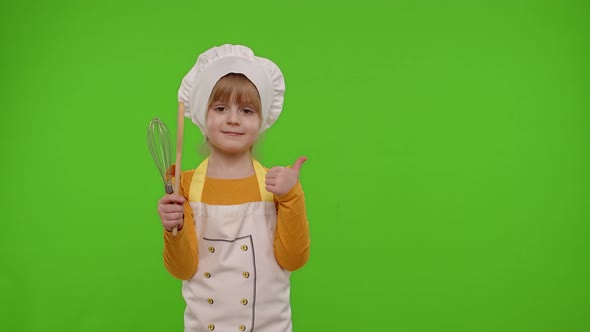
207, 73, 262, 114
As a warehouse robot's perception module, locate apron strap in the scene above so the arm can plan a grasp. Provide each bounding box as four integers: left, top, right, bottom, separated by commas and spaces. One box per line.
189, 158, 274, 203
189, 158, 208, 202
252, 160, 274, 203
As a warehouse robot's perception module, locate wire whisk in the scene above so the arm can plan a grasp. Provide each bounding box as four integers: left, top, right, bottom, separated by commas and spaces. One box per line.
146, 103, 185, 236
147, 117, 177, 234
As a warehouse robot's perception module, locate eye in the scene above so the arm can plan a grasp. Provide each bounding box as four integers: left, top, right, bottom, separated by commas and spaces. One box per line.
242, 108, 255, 115
213, 106, 226, 112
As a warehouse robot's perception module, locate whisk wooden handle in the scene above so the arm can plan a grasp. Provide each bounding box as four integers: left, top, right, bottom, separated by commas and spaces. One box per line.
172, 102, 185, 236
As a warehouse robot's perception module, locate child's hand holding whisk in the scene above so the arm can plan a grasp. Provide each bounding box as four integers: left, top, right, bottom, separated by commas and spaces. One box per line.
158, 194, 185, 233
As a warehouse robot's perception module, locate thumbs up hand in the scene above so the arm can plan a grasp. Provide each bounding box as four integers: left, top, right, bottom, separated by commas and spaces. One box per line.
265, 156, 307, 196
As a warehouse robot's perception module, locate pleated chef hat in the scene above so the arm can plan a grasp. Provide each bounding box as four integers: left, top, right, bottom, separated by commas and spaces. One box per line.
178, 44, 285, 135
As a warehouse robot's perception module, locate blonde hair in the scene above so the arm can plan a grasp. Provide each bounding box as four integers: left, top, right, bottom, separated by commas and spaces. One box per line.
206, 73, 262, 117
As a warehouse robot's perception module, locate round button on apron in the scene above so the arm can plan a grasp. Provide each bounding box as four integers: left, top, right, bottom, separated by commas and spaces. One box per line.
241, 245, 248, 251
242, 272, 250, 278
240, 298, 248, 305
239, 324, 246, 331
208, 247, 215, 253
208, 324, 215, 331
204, 272, 211, 278
207, 298, 214, 304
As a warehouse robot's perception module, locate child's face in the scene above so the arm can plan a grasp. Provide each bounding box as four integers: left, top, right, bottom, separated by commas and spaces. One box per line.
206, 100, 261, 155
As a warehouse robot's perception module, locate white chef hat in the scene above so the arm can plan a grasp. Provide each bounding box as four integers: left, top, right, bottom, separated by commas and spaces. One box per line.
178, 44, 285, 135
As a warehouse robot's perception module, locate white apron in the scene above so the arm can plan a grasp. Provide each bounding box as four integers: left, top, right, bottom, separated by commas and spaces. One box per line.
182, 159, 292, 332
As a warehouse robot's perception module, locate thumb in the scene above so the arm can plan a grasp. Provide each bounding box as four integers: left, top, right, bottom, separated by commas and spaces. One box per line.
292, 156, 308, 171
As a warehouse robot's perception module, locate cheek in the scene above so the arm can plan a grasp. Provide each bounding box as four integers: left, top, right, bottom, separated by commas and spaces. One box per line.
204, 114, 217, 138
252, 116, 262, 130
205, 111, 220, 127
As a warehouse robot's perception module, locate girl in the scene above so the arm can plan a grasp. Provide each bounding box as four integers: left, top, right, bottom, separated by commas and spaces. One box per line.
157, 44, 310, 332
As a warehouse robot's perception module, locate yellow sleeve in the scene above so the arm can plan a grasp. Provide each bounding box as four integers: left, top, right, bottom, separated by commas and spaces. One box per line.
162, 170, 199, 280
273, 181, 310, 271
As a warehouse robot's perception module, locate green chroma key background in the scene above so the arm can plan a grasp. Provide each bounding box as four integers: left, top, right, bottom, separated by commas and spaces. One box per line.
1, 0, 588, 331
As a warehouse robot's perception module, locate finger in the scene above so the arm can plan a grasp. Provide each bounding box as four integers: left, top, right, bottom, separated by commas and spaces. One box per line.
266, 167, 282, 179
159, 195, 176, 205
160, 203, 184, 214
267, 166, 282, 174
265, 178, 276, 186
292, 156, 308, 171
159, 194, 185, 205
164, 212, 183, 222
265, 184, 276, 193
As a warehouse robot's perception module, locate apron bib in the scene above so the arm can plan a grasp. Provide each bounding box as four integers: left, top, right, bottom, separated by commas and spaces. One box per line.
182, 159, 292, 332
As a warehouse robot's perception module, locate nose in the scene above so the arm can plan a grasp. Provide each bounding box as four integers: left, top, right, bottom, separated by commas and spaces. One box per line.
226, 108, 240, 125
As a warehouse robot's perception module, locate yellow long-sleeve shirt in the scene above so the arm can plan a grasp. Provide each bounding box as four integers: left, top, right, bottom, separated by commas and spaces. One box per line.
163, 169, 310, 280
